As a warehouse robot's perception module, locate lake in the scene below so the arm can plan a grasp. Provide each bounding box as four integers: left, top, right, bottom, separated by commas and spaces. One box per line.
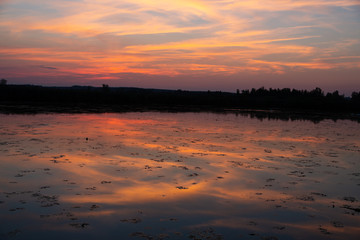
0, 112, 359, 239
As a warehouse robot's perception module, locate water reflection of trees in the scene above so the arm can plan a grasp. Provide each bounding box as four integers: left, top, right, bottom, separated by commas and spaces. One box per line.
230, 110, 360, 124
0, 85, 359, 122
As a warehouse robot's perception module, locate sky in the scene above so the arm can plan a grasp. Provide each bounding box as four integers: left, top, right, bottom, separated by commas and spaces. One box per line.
0, 0, 359, 94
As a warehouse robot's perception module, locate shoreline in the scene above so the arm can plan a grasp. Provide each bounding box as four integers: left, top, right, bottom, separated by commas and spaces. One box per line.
1, 102, 359, 123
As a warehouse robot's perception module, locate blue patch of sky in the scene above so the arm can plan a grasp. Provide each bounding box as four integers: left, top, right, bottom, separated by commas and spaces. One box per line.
266, 29, 341, 47
145, 10, 211, 28
255, 53, 313, 63
258, 10, 319, 30
237, 6, 359, 50
169, 14, 210, 27
0, 2, 62, 19
98, 13, 143, 24
144, 10, 168, 18
327, 5, 360, 21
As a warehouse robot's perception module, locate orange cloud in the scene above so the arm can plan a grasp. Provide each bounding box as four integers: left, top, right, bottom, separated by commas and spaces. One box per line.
0, 0, 359, 91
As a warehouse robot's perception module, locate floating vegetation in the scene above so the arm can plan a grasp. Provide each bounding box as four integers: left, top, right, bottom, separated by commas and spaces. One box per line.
0, 112, 359, 239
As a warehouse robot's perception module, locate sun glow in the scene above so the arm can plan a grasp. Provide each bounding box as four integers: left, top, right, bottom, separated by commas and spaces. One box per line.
0, 0, 359, 92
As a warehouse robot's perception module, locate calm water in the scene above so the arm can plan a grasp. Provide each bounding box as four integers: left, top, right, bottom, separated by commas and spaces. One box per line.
0, 112, 359, 240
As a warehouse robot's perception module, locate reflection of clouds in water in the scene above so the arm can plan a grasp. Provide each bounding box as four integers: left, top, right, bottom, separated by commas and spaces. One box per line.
0, 113, 359, 239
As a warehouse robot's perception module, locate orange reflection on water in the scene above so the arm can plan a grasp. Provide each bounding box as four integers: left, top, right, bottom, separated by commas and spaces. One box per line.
0, 112, 359, 239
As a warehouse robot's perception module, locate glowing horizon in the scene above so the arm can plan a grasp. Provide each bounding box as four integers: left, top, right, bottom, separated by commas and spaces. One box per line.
0, 0, 359, 94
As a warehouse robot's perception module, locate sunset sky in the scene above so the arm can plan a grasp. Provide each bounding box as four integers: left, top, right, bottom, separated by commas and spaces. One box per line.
1, 0, 359, 94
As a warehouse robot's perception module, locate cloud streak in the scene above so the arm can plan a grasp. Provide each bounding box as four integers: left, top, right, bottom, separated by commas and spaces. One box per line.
0, 0, 359, 93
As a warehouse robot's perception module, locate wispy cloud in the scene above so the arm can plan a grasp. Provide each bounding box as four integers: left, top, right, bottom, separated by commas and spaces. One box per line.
0, 0, 359, 93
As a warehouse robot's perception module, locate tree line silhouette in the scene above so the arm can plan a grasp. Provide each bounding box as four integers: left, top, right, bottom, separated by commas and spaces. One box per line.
0, 84, 359, 114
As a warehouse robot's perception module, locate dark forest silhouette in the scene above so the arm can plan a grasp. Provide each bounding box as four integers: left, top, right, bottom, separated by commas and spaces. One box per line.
0, 83, 359, 122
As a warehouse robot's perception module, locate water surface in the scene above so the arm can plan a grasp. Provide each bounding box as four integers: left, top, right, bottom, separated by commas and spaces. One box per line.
0, 112, 359, 239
